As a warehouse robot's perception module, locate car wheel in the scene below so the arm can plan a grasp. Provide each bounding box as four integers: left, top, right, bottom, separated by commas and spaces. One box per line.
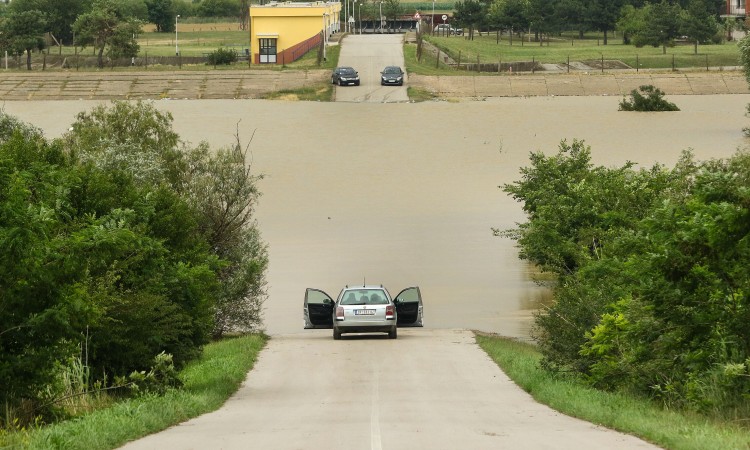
388, 327, 397, 339
333, 328, 342, 340
338, 79, 343, 86
355, 81, 360, 86
332, 77, 335, 84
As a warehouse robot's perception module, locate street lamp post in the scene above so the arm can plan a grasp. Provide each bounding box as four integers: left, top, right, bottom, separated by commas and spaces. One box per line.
175, 15, 180, 56
358, 2, 362, 34
431, 0, 435, 34
379, 1, 382, 33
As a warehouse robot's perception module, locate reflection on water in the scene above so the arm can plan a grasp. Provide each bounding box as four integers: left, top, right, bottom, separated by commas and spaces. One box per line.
3, 95, 748, 339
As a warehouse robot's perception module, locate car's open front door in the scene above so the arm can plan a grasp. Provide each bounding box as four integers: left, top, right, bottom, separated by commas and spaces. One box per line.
394, 286, 424, 327
304, 288, 334, 329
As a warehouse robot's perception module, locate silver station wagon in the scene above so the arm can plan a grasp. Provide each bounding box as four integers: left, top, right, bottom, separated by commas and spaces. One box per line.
304, 285, 424, 340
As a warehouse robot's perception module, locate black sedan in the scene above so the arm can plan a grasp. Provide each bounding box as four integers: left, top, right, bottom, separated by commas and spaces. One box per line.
380, 66, 404, 86
331, 66, 360, 86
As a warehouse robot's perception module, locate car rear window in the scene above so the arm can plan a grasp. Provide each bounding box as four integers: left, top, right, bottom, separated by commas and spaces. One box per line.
340, 289, 389, 305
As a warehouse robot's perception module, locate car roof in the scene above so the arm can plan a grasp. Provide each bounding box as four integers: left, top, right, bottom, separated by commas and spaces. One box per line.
343, 285, 386, 290
337, 66, 355, 71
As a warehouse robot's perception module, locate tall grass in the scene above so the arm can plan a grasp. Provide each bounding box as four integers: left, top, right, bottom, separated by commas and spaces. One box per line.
476, 333, 750, 450
0, 334, 267, 450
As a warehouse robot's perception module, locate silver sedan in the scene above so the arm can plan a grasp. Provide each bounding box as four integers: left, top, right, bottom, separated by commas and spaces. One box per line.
304, 285, 424, 340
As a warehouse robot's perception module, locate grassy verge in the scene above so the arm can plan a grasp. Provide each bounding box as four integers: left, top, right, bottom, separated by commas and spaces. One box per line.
261, 85, 333, 101
2, 334, 267, 450
404, 40, 455, 76
425, 34, 740, 71
475, 333, 750, 450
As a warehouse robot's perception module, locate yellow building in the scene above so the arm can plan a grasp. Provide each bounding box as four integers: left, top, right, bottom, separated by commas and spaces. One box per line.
249, 1, 341, 65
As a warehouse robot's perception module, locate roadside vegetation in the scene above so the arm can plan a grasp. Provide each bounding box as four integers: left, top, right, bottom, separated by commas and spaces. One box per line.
477, 334, 750, 450
499, 140, 750, 424
0, 101, 268, 436
1, 334, 267, 449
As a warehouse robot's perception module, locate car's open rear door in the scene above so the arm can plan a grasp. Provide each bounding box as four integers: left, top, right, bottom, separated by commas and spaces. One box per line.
394, 286, 424, 327
304, 288, 334, 329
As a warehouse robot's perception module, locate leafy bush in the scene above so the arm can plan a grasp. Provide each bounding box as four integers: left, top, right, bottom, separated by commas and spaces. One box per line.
206, 47, 238, 65
0, 102, 267, 426
502, 142, 750, 416
619, 85, 679, 111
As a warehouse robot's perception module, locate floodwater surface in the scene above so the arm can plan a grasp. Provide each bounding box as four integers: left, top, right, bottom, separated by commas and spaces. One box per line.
4, 94, 749, 338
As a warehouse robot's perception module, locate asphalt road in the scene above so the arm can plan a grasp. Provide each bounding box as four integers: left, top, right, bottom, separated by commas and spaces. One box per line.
120, 330, 658, 450
334, 34, 409, 103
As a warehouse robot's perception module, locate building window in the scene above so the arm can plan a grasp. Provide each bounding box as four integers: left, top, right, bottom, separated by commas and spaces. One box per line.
259, 38, 277, 63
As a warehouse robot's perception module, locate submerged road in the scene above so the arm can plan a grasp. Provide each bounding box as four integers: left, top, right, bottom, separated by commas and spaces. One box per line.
334, 34, 409, 103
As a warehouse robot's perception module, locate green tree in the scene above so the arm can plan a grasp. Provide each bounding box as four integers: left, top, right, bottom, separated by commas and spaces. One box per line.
0, 9, 46, 70
680, 0, 718, 54
634, 0, 682, 53
585, 0, 624, 45
556, 0, 588, 38
454, 0, 485, 39
115, 0, 149, 20
196, 0, 240, 17
145, 0, 176, 32
9, 0, 91, 46
525, 0, 559, 44
487, 0, 528, 45
381, 0, 403, 33
72, 0, 142, 67
616, 4, 647, 44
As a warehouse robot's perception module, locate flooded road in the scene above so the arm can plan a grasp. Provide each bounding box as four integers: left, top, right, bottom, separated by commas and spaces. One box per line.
4, 94, 749, 339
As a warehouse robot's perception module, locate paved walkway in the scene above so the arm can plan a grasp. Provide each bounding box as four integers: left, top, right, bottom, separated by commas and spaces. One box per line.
0, 69, 747, 100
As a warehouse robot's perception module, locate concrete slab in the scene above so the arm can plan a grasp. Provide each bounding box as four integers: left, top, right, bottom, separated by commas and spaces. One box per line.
474, 77, 512, 97
651, 74, 693, 95
722, 74, 750, 94
580, 75, 620, 95
615, 75, 656, 96
509, 76, 547, 96
545, 75, 585, 96
685, 73, 730, 94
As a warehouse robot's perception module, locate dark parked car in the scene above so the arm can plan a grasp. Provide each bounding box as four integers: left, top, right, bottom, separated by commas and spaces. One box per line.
380, 66, 405, 86
331, 66, 360, 86
303, 284, 424, 339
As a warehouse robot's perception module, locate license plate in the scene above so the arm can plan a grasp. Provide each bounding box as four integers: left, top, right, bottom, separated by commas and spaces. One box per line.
354, 309, 375, 316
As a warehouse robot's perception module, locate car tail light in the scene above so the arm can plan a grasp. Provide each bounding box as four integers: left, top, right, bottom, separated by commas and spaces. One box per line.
386, 305, 395, 320
336, 306, 345, 321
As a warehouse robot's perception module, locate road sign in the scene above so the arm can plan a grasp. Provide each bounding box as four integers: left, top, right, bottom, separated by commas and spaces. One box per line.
414, 12, 421, 19
442, 14, 447, 21
348, 16, 355, 23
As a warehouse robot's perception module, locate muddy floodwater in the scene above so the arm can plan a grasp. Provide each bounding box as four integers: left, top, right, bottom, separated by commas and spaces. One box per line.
5, 94, 749, 338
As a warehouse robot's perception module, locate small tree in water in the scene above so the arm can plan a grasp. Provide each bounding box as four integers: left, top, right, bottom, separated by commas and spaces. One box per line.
619, 85, 679, 111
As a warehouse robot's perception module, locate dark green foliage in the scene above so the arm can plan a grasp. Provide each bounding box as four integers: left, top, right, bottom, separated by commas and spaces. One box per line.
196, 0, 241, 18
0, 101, 267, 425
0, 9, 47, 69
206, 46, 238, 65
72, 0, 142, 68
503, 142, 750, 414
145, 0, 176, 32
8, 0, 91, 45
619, 85, 680, 111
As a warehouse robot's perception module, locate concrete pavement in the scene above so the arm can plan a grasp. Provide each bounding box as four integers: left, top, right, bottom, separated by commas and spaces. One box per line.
1, 68, 747, 101
120, 330, 659, 450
